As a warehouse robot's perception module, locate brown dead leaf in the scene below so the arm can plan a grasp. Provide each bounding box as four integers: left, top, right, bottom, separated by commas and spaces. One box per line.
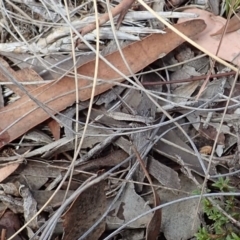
0, 163, 19, 183
47, 119, 60, 141
178, 8, 240, 67
0, 211, 21, 231
199, 124, 225, 145
211, 12, 240, 36
146, 195, 161, 240
0, 58, 44, 96
32, 190, 74, 208
77, 149, 128, 171
200, 145, 212, 155
0, 20, 206, 149
62, 180, 106, 240
0, 211, 21, 240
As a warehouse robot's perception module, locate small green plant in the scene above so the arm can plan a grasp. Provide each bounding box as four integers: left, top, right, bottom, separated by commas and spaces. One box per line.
195, 177, 240, 240
195, 227, 211, 240
225, 0, 240, 16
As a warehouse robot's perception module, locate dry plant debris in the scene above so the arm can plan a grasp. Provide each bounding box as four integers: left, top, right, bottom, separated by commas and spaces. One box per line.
0, 0, 240, 240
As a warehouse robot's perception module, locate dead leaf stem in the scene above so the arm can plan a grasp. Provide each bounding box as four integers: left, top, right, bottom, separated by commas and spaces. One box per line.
131, 144, 161, 240
142, 70, 236, 86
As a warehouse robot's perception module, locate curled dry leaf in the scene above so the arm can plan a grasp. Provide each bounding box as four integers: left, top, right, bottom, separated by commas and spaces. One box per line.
200, 145, 213, 155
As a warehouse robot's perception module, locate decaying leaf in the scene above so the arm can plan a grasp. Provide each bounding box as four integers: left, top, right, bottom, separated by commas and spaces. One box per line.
0, 19, 206, 149
170, 65, 201, 90
62, 181, 106, 240
77, 149, 129, 172
0, 182, 20, 197
171, 80, 200, 104
209, 0, 220, 15
107, 182, 152, 230
19, 186, 38, 230
156, 174, 202, 240
148, 156, 180, 189
16, 161, 61, 190
32, 190, 74, 209
199, 124, 225, 145
0, 211, 21, 240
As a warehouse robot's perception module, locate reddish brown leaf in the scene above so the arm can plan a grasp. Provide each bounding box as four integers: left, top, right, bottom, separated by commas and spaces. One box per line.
0, 163, 19, 183
199, 124, 225, 145
0, 58, 44, 96
0, 211, 21, 240
146, 193, 161, 240
0, 20, 206, 148
211, 12, 240, 36
62, 181, 106, 240
47, 119, 60, 141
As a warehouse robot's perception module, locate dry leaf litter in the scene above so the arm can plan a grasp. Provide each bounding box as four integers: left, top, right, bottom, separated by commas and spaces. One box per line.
0, 0, 239, 240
